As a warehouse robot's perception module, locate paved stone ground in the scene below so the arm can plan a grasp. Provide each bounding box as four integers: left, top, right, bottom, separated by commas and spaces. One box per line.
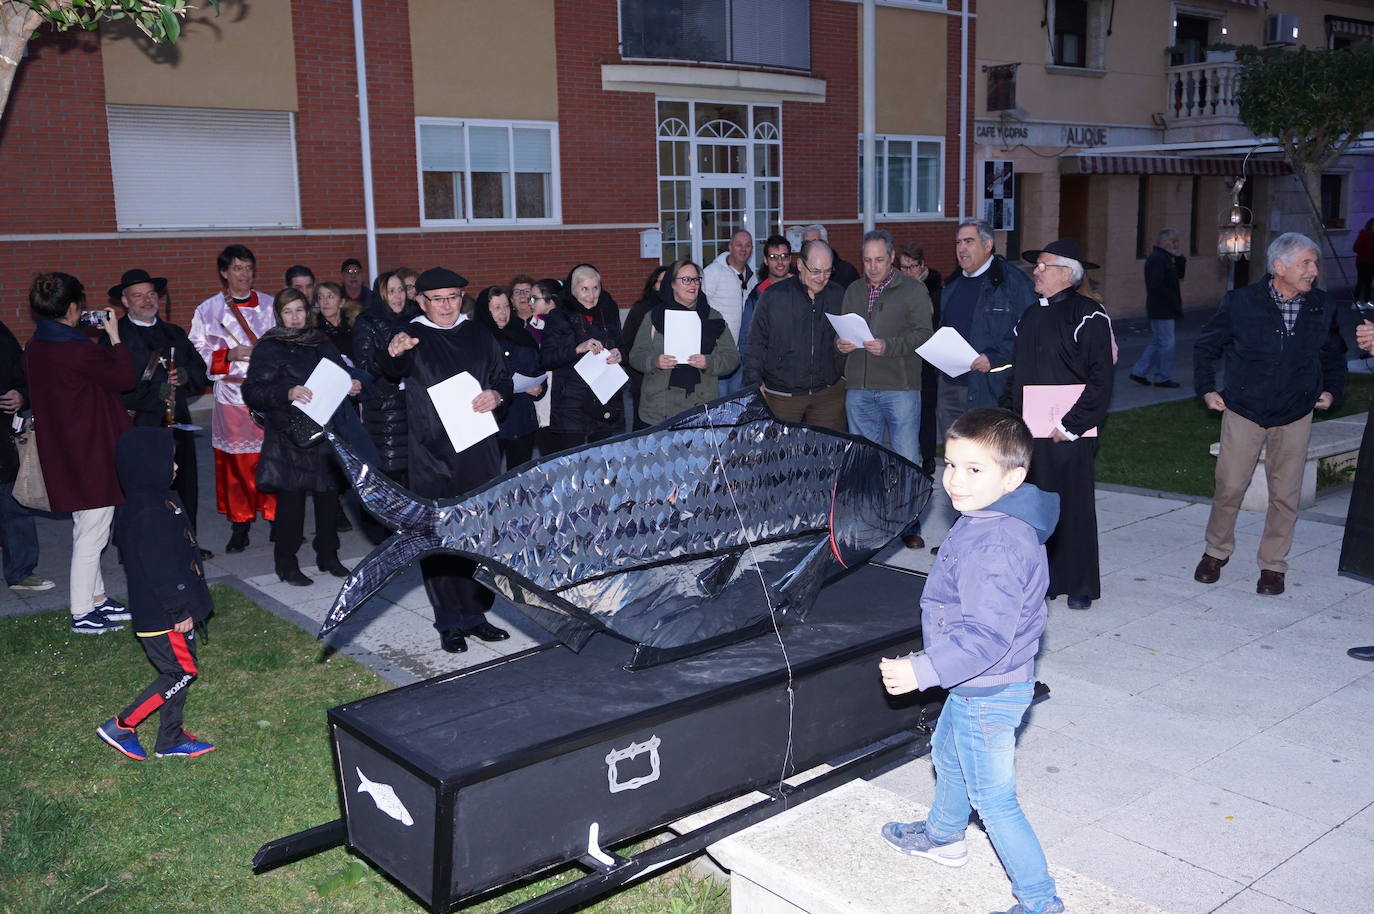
2, 318, 1370, 914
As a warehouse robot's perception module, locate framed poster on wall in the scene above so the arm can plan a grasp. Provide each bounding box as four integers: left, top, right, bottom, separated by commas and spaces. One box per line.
981, 160, 1015, 231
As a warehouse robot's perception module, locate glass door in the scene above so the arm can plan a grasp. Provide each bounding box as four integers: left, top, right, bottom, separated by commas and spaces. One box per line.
657, 99, 781, 267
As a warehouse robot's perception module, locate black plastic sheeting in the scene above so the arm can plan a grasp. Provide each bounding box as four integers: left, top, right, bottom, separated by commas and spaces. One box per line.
317, 392, 933, 666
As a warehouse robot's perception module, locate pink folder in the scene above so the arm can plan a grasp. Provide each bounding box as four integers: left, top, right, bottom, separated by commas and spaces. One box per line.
1022, 384, 1097, 438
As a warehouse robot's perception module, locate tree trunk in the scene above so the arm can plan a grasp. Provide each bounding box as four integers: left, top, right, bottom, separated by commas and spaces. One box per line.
0, 4, 43, 123
1295, 162, 1325, 241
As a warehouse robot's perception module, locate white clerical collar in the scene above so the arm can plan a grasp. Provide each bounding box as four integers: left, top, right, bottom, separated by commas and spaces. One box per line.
410, 314, 467, 331
963, 257, 993, 279
129, 316, 158, 327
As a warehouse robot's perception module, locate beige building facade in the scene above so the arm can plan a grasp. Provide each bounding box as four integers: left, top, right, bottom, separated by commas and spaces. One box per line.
973, 0, 1374, 317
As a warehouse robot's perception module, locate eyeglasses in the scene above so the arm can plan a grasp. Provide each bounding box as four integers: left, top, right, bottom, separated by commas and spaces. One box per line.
676, 275, 702, 285
424, 293, 463, 305
1033, 261, 1071, 272
343, 268, 362, 275
765, 252, 790, 261
801, 263, 834, 277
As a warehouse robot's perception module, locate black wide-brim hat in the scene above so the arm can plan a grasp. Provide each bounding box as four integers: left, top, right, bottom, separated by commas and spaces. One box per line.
1022, 237, 1099, 270
108, 268, 167, 300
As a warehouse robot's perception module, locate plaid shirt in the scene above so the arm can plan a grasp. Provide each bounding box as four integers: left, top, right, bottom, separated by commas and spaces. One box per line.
865, 268, 897, 317
1269, 281, 1304, 335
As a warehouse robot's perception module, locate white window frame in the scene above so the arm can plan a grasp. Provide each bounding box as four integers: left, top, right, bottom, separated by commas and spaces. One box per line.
858, 134, 945, 220
415, 117, 562, 227
107, 105, 302, 231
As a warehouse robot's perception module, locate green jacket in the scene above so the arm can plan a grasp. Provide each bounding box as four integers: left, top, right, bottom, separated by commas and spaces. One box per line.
628, 308, 740, 425
839, 269, 933, 390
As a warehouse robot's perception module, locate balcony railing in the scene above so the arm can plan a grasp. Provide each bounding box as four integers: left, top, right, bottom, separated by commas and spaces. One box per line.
619, 0, 810, 72
1166, 60, 1243, 123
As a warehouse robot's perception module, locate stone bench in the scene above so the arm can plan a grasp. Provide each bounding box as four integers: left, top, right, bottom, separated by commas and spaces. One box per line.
701, 778, 1165, 914
1209, 413, 1366, 512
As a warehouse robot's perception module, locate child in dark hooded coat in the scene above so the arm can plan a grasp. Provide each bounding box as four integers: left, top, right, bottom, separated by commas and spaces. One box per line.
96, 427, 216, 761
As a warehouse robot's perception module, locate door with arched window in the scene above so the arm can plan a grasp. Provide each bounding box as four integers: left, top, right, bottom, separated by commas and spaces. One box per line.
657, 99, 781, 267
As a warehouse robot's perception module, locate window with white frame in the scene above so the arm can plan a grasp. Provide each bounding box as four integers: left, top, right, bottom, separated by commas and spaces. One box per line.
107, 105, 301, 230
417, 118, 559, 224
857, 136, 943, 218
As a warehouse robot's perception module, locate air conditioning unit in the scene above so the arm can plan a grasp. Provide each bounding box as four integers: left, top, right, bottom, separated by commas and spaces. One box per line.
1265, 13, 1299, 46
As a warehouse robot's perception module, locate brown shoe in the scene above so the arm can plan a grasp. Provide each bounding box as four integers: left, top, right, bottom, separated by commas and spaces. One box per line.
902, 534, 925, 550
1257, 570, 1285, 596
1193, 554, 1228, 584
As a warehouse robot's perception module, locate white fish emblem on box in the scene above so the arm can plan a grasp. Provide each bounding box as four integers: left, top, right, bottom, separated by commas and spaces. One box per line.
356, 767, 415, 826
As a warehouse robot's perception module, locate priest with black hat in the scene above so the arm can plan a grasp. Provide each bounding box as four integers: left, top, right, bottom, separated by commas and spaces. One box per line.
379, 267, 515, 653
105, 268, 212, 556
1000, 238, 1115, 610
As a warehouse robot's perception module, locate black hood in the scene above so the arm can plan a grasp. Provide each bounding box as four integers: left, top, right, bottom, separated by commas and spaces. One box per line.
116, 427, 176, 495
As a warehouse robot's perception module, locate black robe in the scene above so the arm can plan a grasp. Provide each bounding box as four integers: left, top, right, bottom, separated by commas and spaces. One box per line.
378, 317, 514, 632
1338, 396, 1374, 583
1001, 287, 1114, 599
106, 317, 210, 532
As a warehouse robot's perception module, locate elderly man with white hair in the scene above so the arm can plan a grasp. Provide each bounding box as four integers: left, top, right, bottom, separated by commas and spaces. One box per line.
1001, 238, 1114, 610
1193, 232, 1347, 596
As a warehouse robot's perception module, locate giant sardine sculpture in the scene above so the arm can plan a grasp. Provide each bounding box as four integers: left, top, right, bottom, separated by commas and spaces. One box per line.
319, 393, 932, 668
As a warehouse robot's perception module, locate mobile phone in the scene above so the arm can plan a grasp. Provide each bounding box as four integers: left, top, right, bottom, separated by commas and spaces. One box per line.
78, 309, 111, 328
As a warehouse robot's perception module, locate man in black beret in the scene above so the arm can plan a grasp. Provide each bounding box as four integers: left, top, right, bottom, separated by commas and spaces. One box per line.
105, 269, 212, 557
379, 267, 515, 653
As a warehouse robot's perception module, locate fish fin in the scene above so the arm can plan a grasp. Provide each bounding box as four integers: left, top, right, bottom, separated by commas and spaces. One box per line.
474, 567, 601, 651
767, 536, 835, 619
326, 430, 440, 534
319, 529, 442, 637
659, 391, 774, 430
697, 549, 745, 597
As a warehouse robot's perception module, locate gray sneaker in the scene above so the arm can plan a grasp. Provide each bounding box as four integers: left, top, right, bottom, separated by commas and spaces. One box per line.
992, 899, 1065, 914
71, 610, 124, 635
879, 819, 968, 867
9, 575, 55, 592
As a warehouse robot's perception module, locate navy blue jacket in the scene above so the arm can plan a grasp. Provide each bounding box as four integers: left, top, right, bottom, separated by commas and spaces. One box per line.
938, 255, 1036, 410
1194, 277, 1347, 429
114, 427, 213, 632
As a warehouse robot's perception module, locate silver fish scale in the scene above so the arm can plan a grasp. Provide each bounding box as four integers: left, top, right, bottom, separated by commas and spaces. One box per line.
435, 420, 850, 591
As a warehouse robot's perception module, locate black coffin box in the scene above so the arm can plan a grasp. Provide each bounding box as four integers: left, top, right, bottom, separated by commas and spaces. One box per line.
328, 563, 930, 910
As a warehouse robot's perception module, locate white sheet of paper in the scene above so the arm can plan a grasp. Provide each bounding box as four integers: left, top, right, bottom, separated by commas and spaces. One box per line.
826, 312, 875, 346
574, 350, 629, 405
663, 310, 701, 361
427, 371, 498, 453
290, 358, 352, 426
513, 372, 549, 394
916, 326, 982, 378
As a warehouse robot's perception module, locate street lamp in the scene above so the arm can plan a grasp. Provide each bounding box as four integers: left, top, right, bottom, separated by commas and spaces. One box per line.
1217, 177, 1252, 261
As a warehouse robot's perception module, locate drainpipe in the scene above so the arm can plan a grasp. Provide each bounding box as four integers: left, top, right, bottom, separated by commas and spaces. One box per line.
958, 0, 970, 222
862, 0, 877, 234
352, 0, 379, 283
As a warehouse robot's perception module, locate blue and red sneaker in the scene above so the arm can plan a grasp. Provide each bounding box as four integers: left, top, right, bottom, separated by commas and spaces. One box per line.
155, 739, 216, 759
96, 718, 147, 761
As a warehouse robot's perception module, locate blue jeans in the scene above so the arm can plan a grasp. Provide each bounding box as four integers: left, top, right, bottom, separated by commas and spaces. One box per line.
0, 481, 40, 585
1130, 318, 1175, 384
925, 683, 1057, 910
846, 388, 921, 535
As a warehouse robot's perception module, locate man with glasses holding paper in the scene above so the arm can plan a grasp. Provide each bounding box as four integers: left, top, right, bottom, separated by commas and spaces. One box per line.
741, 239, 847, 431
1000, 238, 1114, 610
834, 229, 934, 549
379, 267, 514, 654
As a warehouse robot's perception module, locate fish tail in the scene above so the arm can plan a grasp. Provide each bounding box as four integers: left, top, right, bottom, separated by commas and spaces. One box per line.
318, 529, 443, 637
327, 430, 440, 534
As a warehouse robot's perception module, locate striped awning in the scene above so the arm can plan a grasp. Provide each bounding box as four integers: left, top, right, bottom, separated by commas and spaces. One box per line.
1328, 16, 1374, 39
1061, 155, 1291, 177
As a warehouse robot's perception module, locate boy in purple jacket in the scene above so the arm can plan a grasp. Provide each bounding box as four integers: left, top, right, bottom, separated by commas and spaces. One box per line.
878, 407, 1063, 914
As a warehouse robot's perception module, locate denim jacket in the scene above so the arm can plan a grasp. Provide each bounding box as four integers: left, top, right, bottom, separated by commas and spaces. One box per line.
909, 484, 1059, 693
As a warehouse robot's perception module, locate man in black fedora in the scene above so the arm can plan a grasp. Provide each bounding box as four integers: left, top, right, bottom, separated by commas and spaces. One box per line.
105, 269, 212, 556
1000, 238, 1115, 610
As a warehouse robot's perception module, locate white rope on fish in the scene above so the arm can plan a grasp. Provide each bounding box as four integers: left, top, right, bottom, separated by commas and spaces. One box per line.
701, 401, 797, 799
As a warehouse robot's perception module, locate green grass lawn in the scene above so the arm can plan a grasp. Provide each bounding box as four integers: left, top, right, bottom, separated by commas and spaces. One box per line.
1096, 374, 1373, 497
0, 587, 726, 914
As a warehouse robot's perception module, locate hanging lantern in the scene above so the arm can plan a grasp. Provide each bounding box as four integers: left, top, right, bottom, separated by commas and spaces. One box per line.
1217, 178, 1252, 262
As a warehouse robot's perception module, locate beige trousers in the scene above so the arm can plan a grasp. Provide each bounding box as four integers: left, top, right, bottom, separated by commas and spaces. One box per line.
1204, 410, 1312, 573
70, 506, 114, 618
